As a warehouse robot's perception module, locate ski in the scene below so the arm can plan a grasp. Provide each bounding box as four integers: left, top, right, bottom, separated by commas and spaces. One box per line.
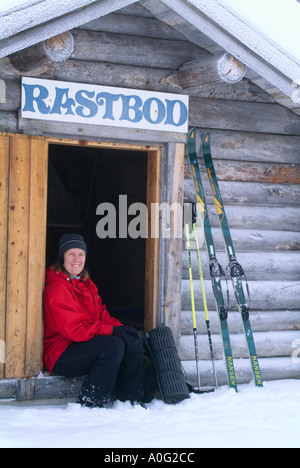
187, 128, 238, 392
201, 131, 263, 388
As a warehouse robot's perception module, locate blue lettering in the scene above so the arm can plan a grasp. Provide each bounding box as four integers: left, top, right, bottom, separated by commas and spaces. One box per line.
75, 90, 98, 118
22, 84, 50, 114
120, 95, 143, 123
50, 87, 75, 115
96, 92, 120, 121
164, 99, 188, 127
143, 98, 165, 125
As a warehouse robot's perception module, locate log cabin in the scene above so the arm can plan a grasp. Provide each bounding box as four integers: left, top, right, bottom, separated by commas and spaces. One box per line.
0, 0, 299, 400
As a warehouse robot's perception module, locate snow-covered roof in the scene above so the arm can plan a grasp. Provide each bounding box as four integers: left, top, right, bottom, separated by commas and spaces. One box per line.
161, 0, 300, 113
219, 0, 300, 64
0, 0, 300, 113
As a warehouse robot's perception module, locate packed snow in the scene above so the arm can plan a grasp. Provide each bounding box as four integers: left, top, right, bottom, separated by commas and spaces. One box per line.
0, 380, 299, 448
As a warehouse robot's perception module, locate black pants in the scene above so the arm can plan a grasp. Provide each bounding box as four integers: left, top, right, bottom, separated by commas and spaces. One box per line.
52, 335, 144, 407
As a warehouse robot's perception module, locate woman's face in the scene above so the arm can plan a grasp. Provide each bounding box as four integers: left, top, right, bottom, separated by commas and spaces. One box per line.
63, 248, 86, 276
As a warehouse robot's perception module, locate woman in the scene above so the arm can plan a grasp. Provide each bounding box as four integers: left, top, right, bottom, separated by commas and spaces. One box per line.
43, 233, 144, 408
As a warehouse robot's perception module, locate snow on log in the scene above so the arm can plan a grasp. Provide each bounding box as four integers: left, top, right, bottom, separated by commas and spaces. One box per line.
9, 32, 74, 72
176, 53, 247, 89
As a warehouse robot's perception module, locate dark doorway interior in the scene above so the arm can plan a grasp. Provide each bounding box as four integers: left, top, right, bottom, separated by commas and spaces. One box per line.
46, 144, 148, 329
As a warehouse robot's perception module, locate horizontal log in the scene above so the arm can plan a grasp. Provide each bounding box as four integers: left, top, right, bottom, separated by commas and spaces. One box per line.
181, 310, 300, 335
0, 111, 17, 133
185, 158, 300, 185
187, 77, 275, 103
181, 280, 300, 311
203, 227, 300, 252
0, 61, 275, 105
0, 375, 85, 401
182, 357, 300, 387
80, 12, 186, 40
182, 251, 300, 281
0, 63, 181, 112
188, 204, 300, 231
177, 53, 246, 89
189, 98, 300, 136
9, 32, 74, 72
0, 68, 284, 112
189, 129, 300, 165
184, 179, 300, 206
71, 29, 207, 70
180, 330, 299, 360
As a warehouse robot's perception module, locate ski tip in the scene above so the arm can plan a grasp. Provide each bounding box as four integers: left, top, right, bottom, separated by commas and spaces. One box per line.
202, 131, 210, 145
188, 127, 196, 141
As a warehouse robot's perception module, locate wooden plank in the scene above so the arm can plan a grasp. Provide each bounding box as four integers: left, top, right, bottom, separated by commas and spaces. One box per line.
0, 134, 9, 379
164, 143, 185, 345
45, 136, 160, 152
18, 117, 186, 144
144, 149, 161, 332
5, 136, 30, 379
25, 138, 48, 377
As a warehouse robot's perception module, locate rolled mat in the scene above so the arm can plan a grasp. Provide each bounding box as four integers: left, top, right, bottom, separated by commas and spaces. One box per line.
144, 326, 190, 404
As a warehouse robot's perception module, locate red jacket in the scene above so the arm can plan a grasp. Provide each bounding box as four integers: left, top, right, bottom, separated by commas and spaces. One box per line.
43, 266, 123, 373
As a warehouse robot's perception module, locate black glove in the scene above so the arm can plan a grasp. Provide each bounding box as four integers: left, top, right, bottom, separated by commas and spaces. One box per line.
113, 326, 142, 352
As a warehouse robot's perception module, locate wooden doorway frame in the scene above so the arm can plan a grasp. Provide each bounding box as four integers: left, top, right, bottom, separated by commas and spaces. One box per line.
0, 133, 161, 379
46, 137, 162, 332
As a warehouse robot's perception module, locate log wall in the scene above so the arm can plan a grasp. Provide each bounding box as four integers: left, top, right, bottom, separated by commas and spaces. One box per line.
0, 4, 299, 386
181, 128, 300, 386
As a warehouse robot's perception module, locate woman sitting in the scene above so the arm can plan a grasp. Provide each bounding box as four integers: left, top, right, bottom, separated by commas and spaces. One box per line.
43, 233, 144, 408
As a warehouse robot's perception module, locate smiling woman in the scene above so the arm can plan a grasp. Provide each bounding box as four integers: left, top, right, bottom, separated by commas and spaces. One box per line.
42, 233, 146, 407
63, 249, 86, 277
58, 233, 88, 277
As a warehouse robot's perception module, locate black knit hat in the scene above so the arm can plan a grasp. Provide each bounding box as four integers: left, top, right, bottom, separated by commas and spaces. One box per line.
59, 233, 87, 262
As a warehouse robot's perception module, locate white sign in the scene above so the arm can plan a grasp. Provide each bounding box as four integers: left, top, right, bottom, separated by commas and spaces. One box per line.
21, 77, 189, 133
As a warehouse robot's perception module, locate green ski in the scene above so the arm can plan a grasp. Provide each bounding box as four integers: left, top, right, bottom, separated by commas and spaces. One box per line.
187, 128, 237, 392
201, 131, 263, 388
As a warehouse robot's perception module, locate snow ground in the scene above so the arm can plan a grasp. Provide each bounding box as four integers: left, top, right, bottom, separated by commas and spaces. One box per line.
0, 380, 299, 448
